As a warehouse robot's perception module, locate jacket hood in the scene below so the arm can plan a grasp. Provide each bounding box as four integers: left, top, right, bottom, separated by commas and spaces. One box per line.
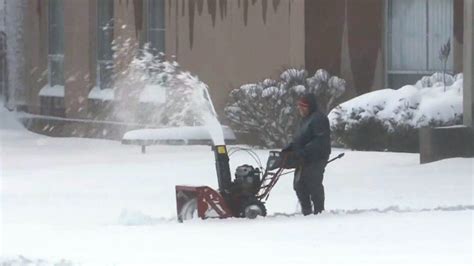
298, 93, 318, 113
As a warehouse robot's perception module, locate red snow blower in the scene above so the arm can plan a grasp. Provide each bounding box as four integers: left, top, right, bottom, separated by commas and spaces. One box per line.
175, 145, 344, 222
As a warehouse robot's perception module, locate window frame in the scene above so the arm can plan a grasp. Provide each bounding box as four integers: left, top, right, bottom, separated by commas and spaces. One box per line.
144, 0, 165, 55
48, 0, 65, 87
97, 0, 115, 90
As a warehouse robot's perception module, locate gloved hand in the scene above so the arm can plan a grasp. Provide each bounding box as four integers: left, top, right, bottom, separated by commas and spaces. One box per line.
294, 149, 305, 159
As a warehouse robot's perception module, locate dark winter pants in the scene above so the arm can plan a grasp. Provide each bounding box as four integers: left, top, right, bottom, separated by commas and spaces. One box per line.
294, 160, 327, 214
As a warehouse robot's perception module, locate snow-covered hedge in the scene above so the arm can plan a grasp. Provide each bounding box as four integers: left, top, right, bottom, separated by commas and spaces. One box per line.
225, 68, 346, 147
329, 73, 463, 152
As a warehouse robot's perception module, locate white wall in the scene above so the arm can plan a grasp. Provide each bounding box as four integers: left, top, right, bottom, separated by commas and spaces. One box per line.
4, 0, 26, 108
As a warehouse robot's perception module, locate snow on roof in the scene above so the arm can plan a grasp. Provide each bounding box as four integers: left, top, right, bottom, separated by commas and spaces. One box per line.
435, 125, 469, 129
88, 86, 115, 101
122, 125, 236, 142
39, 85, 65, 98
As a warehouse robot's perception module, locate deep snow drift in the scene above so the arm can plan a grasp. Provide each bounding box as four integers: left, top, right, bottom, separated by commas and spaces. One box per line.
0, 107, 473, 265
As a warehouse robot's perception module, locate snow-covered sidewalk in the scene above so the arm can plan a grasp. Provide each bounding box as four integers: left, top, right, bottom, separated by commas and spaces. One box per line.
1, 108, 473, 265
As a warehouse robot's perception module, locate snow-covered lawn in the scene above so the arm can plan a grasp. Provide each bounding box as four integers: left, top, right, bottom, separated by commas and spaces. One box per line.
1, 108, 473, 265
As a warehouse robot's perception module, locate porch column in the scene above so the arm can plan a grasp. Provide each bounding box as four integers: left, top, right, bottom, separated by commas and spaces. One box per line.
419, 0, 474, 163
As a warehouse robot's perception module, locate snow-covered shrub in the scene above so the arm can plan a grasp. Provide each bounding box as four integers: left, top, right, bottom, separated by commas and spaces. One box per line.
111, 41, 215, 127
329, 73, 463, 152
307, 69, 346, 114
225, 68, 346, 147
331, 114, 389, 151
415, 72, 457, 89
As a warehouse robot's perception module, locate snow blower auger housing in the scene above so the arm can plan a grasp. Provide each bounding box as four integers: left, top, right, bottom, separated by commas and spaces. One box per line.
175, 145, 293, 222
175, 145, 344, 222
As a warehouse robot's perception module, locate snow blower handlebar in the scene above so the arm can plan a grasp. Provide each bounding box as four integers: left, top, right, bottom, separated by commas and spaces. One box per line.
257, 152, 345, 201
327, 153, 345, 164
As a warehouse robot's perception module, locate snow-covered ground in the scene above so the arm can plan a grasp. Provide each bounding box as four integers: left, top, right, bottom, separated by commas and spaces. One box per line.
0, 107, 473, 265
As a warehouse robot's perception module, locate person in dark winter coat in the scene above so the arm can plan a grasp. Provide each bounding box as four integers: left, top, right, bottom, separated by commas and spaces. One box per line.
282, 93, 331, 215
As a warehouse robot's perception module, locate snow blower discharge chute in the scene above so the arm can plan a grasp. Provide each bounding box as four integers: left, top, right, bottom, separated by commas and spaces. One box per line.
175, 145, 344, 222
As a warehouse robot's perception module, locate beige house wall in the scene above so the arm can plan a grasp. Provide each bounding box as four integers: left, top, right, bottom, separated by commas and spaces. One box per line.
23, 1, 48, 114
62, 0, 140, 119
24, 0, 141, 118
63, 0, 97, 119
114, 0, 141, 76
166, 0, 305, 115
113, 0, 141, 101
23, 0, 304, 118
21, 0, 464, 121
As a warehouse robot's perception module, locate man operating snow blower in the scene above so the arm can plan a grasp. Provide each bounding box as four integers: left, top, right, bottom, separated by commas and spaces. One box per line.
282, 94, 331, 216
174, 92, 341, 222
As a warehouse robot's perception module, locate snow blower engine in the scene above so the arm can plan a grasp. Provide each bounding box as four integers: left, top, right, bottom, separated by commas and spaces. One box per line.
175, 145, 344, 222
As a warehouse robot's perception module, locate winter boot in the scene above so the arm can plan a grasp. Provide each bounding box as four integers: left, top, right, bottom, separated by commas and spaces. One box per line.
302, 207, 312, 216
313, 208, 324, 215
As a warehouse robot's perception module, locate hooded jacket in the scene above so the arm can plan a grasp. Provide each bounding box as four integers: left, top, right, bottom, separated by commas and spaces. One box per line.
287, 94, 331, 162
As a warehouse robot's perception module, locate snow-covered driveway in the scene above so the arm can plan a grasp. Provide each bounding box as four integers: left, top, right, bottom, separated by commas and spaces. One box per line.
1, 109, 472, 265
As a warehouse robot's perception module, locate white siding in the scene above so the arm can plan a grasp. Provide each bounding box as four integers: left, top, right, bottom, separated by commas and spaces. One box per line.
428, 0, 453, 71
389, 0, 427, 71
388, 0, 453, 73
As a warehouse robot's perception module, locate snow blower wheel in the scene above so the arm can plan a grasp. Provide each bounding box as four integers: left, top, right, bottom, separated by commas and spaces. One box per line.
242, 200, 267, 219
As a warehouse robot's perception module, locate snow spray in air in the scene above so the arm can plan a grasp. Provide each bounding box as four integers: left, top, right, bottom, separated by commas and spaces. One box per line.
180, 71, 225, 146
110, 41, 224, 142
202, 112, 225, 145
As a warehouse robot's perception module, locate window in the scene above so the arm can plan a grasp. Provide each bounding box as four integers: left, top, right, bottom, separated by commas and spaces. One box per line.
146, 0, 165, 55
48, 0, 64, 87
97, 0, 114, 90
387, 0, 453, 87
